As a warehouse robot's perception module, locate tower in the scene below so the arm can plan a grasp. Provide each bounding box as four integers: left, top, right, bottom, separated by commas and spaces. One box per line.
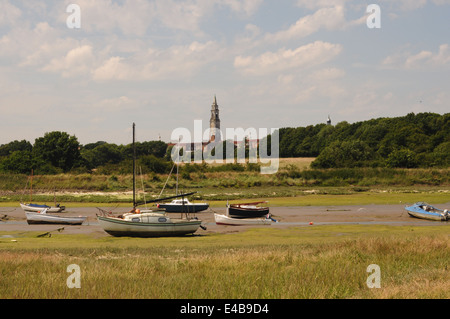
209, 95, 221, 142
327, 115, 331, 125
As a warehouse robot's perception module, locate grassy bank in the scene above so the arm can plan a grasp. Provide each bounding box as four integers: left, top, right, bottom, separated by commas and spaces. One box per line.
0, 188, 449, 208
0, 225, 448, 299
1, 158, 448, 205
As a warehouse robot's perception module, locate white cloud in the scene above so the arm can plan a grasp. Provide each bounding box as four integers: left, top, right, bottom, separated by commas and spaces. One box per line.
41, 45, 95, 77
234, 41, 342, 76
220, 0, 262, 16
0, 1, 22, 27
93, 40, 222, 81
383, 44, 450, 69
93, 96, 137, 111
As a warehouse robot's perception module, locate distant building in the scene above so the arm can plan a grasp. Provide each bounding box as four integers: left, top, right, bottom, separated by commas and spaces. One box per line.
209, 95, 221, 142
170, 96, 259, 158
327, 115, 331, 125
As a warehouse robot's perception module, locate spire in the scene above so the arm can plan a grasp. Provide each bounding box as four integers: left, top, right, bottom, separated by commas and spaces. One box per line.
209, 95, 221, 142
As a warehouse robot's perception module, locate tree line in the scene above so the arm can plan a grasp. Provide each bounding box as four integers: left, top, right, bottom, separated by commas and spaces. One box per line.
0, 132, 170, 175
0, 112, 448, 175
277, 112, 449, 168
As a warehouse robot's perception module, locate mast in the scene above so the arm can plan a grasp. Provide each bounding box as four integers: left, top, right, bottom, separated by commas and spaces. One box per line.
30, 169, 33, 202
133, 123, 136, 209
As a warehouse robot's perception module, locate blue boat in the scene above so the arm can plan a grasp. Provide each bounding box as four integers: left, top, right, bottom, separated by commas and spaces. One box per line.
405, 202, 449, 221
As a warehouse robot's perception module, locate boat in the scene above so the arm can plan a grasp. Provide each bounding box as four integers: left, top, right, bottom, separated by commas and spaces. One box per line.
214, 213, 274, 226
20, 170, 65, 213
98, 210, 202, 237
227, 201, 269, 219
157, 198, 209, 213
26, 208, 87, 225
20, 202, 65, 213
96, 123, 204, 237
155, 153, 209, 213
405, 202, 449, 221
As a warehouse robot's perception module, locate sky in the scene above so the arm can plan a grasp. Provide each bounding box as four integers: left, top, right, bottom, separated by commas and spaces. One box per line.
0, 0, 449, 145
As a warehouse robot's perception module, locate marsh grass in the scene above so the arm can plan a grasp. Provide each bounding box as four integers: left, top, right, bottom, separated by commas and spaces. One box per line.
0, 225, 448, 299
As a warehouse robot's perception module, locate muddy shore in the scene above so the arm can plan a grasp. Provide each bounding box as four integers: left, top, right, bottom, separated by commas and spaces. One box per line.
1, 203, 448, 237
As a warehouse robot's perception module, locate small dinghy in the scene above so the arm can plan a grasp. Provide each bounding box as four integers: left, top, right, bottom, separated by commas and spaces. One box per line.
405, 202, 449, 221
26, 208, 87, 225
214, 213, 276, 226
227, 201, 269, 219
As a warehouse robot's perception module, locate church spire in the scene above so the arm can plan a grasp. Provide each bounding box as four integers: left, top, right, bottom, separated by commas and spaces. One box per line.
210, 95, 221, 142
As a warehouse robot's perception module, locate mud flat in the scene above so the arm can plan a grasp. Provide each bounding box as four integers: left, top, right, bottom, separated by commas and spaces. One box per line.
1, 203, 448, 237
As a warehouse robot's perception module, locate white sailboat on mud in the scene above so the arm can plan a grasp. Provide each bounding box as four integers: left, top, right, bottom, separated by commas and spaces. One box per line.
97, 123, 205, 237
20, 170, 65, 213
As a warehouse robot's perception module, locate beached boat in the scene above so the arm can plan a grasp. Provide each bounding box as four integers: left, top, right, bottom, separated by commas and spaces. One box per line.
98, 210, 202, 237
214, 213, 274, 226
405, 202, 449, 221
156, 153, 209, 213
20, 202, 65, 213
227, 201, 269, 219
157, 198, 209, 213
20, 170, 66, 213
96, 123, 204, 237
26, 208, 87, 225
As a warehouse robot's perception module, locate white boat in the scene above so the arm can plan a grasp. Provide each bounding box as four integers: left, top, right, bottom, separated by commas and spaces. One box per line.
20, 202, 65, 213
98, 211, 202, 237
214, 213, 274, 226
20, 170, 66, 213
96, 123, 204, 237
26, 208, 87, 225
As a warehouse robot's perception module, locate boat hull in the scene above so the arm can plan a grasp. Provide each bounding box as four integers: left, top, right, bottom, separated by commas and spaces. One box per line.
405, 203, 448, 221
97, 216, 202, 237
214, 214, 273, 226
25, 212, 86, 225
157, 203, 209, 213
21, 203, 65, 213
227, 206, 269, 219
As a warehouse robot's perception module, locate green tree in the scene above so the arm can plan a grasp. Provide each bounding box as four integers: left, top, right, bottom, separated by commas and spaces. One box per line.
311, 140, 374, 168
33, 131, 82, 172
386, 148, 418, 168
81, 143, 123, 169
0, 150, 33, 174
0, 140, 32, 156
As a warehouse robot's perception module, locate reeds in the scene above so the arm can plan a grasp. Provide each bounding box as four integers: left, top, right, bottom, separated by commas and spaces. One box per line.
1, 226, 448, 299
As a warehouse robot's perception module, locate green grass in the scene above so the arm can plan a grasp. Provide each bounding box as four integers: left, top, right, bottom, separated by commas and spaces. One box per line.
1, 188, 448, 208
0, 225, 448, 299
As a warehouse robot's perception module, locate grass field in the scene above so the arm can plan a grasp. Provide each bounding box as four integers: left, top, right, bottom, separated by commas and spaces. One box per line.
0, 225, 448, 299
1, 158, 448, 300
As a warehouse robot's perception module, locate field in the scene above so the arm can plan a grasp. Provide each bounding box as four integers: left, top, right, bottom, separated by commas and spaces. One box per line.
0, 158, 449, 300
0, 225, 449, 299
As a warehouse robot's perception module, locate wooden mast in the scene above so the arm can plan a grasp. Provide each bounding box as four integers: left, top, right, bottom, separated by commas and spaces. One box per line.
132, 123, 136, 210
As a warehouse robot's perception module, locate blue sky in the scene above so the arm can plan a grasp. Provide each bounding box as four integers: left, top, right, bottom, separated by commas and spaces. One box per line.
0, 0, 449, 145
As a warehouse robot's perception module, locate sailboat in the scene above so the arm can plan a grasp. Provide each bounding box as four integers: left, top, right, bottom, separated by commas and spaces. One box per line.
155, 146, 209, 213
20, 170, 65, 213
97, 123, 204, 237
